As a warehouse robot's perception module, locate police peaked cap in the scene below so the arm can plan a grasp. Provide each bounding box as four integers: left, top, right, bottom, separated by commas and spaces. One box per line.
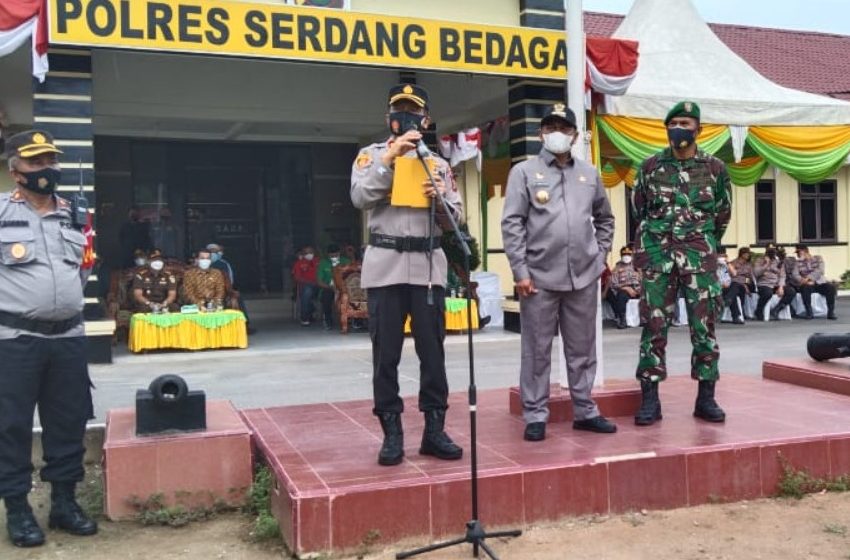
540, 103, 577, 128
388, 83, 429, 109
664, 101, 701, 125
4, 129, 63, 159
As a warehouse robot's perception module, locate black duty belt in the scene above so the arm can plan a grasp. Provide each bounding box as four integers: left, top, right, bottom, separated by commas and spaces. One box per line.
369, 233, 441, 253
0, 311, 82, 335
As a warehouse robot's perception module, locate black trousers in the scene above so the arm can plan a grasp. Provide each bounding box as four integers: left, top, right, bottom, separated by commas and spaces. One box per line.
755, 285, 796, 315
605, 288, 636, 318
368, 284, 449, 415
0, 336, 93, 498
320, 288, 335, 325
722, 282, 745, 318
800, 283, 837, 312
730, 281, 751, 318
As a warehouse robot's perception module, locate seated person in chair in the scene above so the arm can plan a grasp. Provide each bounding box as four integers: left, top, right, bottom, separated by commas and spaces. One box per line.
754, 243, 795, 321
717, 251, 744, 324
606, 246, 641, 329
132, 249, 177, 313
182, 248, 227, 310
793, 244, 838, 320
730, 246, 755, 319
317, 244, 350, 330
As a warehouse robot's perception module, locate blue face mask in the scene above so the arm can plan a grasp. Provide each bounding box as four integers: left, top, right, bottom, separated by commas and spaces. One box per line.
210, 253, 221, 263
667, 126, 696, 150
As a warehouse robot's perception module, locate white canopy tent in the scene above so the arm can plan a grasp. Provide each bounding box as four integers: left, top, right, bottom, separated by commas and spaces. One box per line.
603, 0, 850, 126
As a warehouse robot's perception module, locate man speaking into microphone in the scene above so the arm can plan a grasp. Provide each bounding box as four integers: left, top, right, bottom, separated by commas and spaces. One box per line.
351, 83, 464, 467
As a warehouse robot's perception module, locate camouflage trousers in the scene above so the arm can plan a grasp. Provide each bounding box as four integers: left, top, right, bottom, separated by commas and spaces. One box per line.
636, 267, 721, 382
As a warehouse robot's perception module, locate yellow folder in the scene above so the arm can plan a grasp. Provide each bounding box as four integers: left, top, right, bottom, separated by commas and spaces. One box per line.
391, 156, 436, 208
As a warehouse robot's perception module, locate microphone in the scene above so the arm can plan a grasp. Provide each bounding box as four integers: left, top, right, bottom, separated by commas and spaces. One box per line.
405, 121, 430, 159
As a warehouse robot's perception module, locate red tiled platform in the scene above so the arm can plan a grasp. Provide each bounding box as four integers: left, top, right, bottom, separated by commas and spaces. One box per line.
103, 400, 253, 520
764, 357, 850, 396
241, 376, 850, 556
508, 381, 641, 421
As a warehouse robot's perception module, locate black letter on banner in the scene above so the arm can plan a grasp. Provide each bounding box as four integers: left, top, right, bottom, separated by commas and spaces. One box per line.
375, 22, 398, 57
349, 20, 374, 56
463, 30, 483, 64
147, 3, 174, 41
485, 32, 505, 66
86, 0, 116, 37
244, 11, 268, 47
552, 40, 566, 72
324, 18, 348, 53
403, 24, 425, 59
178, 5, 202, 43
119, 0, 142, 39
206, 8, 229, 45
528, 37, 549, 70
271, 13, 294, 49
506, 36, 527, 68
57, 0, 82, 34
439, 28, 460, 62
297, 15, 322, 51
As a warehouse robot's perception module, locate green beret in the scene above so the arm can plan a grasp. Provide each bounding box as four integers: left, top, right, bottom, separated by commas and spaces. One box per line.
664, 101, 701, 125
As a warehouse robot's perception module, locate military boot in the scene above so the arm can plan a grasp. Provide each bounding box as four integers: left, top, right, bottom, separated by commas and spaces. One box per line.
48, 482, 97, 536
693, 380, 726, 423
376, 412, 404, 466
634, 378, 662, 426
419, 409, 463, 460
616, 314, 628, 329
5, 494, 45, 547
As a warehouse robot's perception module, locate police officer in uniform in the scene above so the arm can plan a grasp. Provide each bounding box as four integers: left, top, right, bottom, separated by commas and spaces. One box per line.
607, 246, 642, 329
0, 131, 97, 547
351, 84, 463, 466
753, 242, 795, 320
502, 103, 617, 441
132, 249, 177, 313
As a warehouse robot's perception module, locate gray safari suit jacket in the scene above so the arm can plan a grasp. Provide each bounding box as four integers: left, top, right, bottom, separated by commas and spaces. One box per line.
501, 149, 614, 292
351, 140, 464, 289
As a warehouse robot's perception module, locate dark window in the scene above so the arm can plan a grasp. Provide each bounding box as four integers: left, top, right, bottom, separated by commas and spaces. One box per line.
799, 181, 838, 243
755, 180, 775, 243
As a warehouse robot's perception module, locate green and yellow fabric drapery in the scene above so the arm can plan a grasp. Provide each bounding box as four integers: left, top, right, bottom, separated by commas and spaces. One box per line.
594, 115, 850, 188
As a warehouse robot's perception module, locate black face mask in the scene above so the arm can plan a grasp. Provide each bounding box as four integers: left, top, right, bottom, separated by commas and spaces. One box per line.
389, 111, 425, 136
667, 127, 696, 150
17, 167, 61, 195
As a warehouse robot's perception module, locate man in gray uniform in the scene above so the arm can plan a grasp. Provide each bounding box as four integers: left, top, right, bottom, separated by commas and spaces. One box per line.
0, 131, 97, 547
351, 84, 463, 466
502, 103, 617, 441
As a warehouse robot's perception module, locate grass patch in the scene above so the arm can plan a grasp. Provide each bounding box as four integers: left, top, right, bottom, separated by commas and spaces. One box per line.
244, 464, 281, 542
128, 491, 233, 527
777, 456, 850, 499
77, 471, 104, 519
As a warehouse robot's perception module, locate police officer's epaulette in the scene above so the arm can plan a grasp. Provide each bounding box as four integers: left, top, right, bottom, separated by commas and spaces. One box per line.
0, 220, 29, 228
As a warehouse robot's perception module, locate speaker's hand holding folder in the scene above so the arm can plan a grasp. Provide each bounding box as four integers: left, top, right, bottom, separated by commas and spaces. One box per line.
390, 156, 437, 208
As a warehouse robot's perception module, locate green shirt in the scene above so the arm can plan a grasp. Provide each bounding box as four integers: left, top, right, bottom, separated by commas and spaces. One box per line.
317, 256, 352, 287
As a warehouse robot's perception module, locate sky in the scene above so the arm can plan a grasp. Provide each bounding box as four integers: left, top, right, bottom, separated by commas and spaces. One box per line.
582, 0, 850, 35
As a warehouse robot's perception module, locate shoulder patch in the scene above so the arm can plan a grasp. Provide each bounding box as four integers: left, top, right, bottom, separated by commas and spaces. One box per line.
355, 150, 373, 170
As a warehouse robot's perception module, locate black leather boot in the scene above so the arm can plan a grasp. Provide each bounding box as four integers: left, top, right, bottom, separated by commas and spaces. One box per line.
634, 378, 662, 426
5, 494, 45, 547
419, 409, 463, 460
693, 380, 726, 423
770, 304, 784, 321
616, 315, 628, 329
377, 412, 404, 466
48, 482, 98, 536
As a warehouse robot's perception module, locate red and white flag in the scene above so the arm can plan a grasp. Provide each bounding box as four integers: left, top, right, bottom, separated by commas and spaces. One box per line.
0, 0, 49, 82
585, 37, 638, 96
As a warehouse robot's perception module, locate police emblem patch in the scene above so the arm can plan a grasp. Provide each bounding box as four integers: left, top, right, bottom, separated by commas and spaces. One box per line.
32, 132, 46, 144
403, 85, 414, 94
10, 243, 26, 259
355, 151, 373, 170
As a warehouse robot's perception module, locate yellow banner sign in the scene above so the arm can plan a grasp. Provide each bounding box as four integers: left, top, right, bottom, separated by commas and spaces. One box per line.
48, 0, 567, 79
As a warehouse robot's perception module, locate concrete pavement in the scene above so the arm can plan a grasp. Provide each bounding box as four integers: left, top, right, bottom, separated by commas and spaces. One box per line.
85, 297, 850, 424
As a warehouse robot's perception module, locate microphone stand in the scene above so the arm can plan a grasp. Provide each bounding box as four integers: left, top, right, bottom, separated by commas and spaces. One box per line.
396, 143, 521, 560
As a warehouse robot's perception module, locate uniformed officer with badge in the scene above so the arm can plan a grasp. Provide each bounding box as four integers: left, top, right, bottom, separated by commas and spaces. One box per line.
502, 103, 617, 441
607, 245, 642, 329
631, 101, 732, 426
351, 83, 464, 466
132, 249, 177, 313
0, 130, 97, 547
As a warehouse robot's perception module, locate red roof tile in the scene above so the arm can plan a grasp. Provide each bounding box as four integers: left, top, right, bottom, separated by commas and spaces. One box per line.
584, 12, 850, 99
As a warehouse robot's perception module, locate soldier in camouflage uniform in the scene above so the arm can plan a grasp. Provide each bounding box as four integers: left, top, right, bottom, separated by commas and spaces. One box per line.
631, 101, 732, 426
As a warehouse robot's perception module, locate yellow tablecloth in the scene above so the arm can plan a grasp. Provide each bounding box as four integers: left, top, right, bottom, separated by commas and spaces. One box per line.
404, 299, 479, 333
129, 310, 248, 352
